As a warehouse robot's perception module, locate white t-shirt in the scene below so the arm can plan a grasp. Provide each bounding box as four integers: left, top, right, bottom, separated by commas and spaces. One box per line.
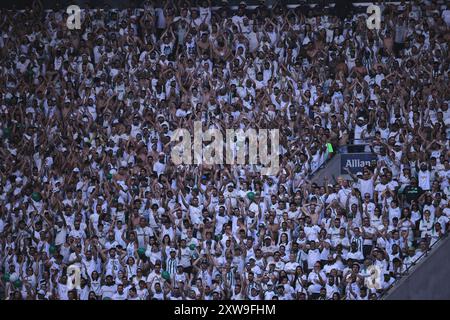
189, 205, 204, 225
100, 284, 117, 299
112, 291, 127, 300
359, 178, 375, 199
418, 170, 431, 190
354, 124, 367, 144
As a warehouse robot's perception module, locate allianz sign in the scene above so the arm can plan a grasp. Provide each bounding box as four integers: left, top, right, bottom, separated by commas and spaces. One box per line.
340, 153, 378, 174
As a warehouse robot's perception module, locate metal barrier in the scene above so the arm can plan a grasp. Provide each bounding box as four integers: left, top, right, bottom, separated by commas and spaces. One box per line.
338, 138, 374, 154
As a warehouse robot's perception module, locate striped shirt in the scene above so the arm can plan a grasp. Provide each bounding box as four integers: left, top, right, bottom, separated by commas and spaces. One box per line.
166, 258, 178, 276
226, 269, 236, 287
351, 236, 364, 253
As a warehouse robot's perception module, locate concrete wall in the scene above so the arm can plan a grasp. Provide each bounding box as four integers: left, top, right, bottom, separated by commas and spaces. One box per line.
385, 236, 450, 300
311, 154, 342, 185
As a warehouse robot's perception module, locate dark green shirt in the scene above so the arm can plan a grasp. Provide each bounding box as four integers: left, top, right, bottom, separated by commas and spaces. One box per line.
403, 185, 423, 203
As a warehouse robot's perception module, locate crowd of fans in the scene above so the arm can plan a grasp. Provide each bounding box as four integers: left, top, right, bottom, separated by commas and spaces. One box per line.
0, 0, 449, 300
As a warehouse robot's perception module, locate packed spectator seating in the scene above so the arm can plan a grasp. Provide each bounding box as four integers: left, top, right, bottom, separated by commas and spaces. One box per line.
0, 0, 449, 300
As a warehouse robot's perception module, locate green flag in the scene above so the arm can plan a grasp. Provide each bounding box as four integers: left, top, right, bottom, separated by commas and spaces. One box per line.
326, 143, 334, 153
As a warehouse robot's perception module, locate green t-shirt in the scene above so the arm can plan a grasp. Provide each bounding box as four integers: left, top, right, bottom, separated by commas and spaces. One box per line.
403, 185, 423, 202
